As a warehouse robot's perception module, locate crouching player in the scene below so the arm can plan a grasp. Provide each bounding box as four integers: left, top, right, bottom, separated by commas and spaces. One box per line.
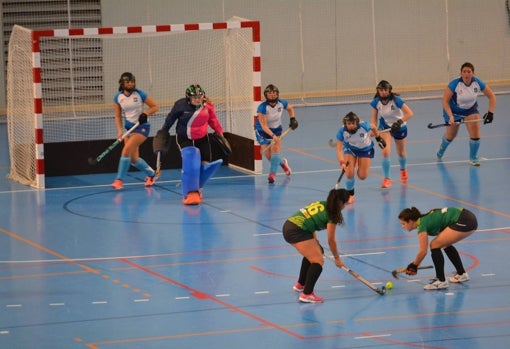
160, 84, 225, 205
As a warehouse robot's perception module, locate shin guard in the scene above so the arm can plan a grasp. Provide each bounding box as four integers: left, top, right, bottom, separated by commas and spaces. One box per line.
199, 159, 223, 188
181, 147, 201, 197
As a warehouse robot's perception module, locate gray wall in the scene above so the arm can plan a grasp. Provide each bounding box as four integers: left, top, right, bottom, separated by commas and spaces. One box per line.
2, 0, 509, 114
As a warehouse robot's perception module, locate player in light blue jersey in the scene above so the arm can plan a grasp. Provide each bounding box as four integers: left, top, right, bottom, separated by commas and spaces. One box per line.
370, 80, 414, 188
335, 112, 384, 204
255, 84, 298, 183
437, 62, 496, 166
111, 72, 159, 190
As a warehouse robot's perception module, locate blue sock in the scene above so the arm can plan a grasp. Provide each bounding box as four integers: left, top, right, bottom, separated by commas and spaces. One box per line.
382, 157, 391, 178
131, 158, 155, 176
398, 156, 407, 170
116, 156, 131, 180
469, 139, 480, 160
270, 153, 282, 174
345, 177, 355, 191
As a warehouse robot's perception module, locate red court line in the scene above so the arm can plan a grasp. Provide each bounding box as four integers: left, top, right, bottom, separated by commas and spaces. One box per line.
118, 258, 304, 339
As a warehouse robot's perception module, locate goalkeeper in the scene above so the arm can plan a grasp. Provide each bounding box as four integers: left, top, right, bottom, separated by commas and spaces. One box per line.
160, 84, 226, 205
254, 84, 297, 184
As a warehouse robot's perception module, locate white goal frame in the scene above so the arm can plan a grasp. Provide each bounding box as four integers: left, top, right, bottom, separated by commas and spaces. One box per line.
7, 20, 262, 189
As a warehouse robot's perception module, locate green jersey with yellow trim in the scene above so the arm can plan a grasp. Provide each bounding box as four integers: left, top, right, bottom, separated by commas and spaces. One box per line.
287, 201, 333, 233
417, 207, 463, 236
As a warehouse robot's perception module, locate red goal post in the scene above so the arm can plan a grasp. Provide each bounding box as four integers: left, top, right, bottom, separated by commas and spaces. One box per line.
7, 19, 263, 188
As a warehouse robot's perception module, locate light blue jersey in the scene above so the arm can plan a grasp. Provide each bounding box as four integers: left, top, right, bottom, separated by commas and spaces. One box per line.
370, 96, 406, 126
255, 99, 289, 130
113, 89, 148, 124
444, 77, 486, 121
336, 121, 374, 152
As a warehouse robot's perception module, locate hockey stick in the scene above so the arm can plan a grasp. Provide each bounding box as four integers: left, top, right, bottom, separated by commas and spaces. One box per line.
88, 122, 140, 165
427, 119, 481, 129
391, 265, 434, 279
334, 161, 349, 189
324, 252, 386, 295
154, 151, 162, 181
262, 127, 292, 154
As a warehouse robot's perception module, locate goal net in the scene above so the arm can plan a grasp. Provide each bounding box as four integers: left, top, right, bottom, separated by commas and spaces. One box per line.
7, 19, 262, 188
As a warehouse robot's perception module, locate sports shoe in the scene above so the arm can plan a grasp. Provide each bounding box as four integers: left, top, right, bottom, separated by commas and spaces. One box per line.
423, 279, 448, 290
449, 272, 470, 283
182, 191, 202, 205
145, 175, 155, 187
348, 195, 355, 204
293, 282, 304, 292
436, 146, 446, 160
299, 292, 324, 303
469, 158, 480, 167
400, 169, 408, 182
381, 177, 392, 188
111, 179, 123, 190
268, 172, 276, 183
281, 158, 292, 176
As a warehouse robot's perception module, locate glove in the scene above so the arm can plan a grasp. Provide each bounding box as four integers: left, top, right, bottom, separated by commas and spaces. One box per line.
406, 262, 418, 275
391, 119, 403, 132
375, 136, 386, 149
138, 113, 148, 125
483, 111, 493, 124
289, 117, 298, 130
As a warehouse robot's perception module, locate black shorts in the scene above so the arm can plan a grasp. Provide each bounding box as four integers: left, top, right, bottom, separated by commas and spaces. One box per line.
282, 220, 314, 244
449, 209, 478, 232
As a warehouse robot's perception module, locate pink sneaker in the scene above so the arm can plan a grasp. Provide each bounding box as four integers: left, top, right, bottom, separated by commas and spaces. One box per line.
293, 282, 304, 292
299, 292, 324, 303
281, 158, 292, 176
381, 177, 391, 188
144, 176, 155, 187
400, 169, 409, 182
268, 172, 276, 183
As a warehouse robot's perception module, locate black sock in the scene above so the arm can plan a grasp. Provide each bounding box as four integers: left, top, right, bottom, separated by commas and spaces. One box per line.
443, 245, 465, 274
431, 248, 445, 281
303, 263, 323, 294
297, 257, 311, 285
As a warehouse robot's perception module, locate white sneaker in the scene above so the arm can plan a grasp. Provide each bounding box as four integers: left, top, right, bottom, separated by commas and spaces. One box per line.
449, 272, 470, 283
423, 279, 448, 290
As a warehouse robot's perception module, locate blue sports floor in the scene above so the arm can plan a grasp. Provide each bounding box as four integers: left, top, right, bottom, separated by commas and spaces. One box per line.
1, 95, 510, 349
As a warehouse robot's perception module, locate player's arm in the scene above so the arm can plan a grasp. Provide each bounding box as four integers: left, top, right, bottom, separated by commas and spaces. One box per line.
258, 113, 275, 138
326, 222, 344, 267
413, 232, 429, 266
370, 107, 378, 135
113, 103, 123, 138
442, 87, 455, 124
144, 95, 159, 115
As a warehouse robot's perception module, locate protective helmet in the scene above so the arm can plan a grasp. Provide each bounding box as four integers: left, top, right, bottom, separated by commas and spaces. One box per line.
186, 84, 205, 102
118, 72, 136, 92
342, 111, 360, 126
263, 84, 279, 102
376, 80, 392, 93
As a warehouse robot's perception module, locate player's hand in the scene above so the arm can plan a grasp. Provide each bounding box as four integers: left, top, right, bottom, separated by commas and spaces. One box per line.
406, 262, 418, 275
289, 117, 298, 130
483, 111, 493, 124
375, 136, 386, 149
138, 113, 148, 125
391, 119, 403, 132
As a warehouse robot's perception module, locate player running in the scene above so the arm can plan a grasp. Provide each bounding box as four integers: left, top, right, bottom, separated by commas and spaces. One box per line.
255, 84, 298, 183
370, 80, 414, 188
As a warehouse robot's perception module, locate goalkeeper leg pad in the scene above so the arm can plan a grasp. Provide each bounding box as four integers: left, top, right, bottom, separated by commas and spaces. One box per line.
181, 147, 201, 198
199, 159, 223, 188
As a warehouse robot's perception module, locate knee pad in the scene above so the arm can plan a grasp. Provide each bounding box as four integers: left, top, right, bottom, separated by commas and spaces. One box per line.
181, 147, 201, 197
200, 159, 223, 188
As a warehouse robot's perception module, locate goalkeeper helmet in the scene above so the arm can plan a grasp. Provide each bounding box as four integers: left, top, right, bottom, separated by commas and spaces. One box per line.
119, 72, 136, 92
186, 84, 206, 107
264, 84, 279, 103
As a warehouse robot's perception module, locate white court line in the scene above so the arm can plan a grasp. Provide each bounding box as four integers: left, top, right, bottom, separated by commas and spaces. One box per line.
49, 303, 65, 306
0, 330, 9, 335
133, 299, 149, 302
91, 301, 107, 304
215, 294, 230, 297
6, 304, 22, 308
254, 291, 270, 294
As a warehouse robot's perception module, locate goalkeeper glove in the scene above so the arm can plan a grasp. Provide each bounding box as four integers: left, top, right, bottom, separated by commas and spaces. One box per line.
289, 117, 298, 130
483, 112, 493, 124
391, 119, 403, 132
138, 113, 148, 125
375, 136, 386, 149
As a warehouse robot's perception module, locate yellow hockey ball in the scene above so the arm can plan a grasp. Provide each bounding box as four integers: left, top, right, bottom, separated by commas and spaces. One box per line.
385, 281, 393, 289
